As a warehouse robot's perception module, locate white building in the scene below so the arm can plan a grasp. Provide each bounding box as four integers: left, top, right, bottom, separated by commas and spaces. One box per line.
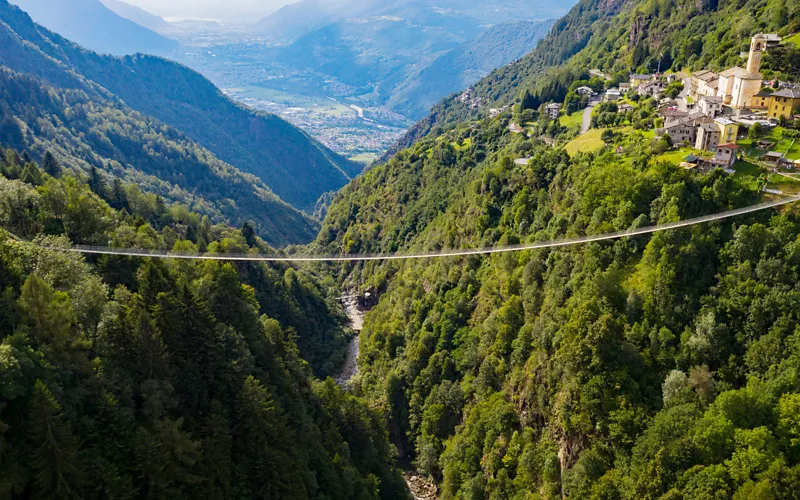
606, 89, 622, 101
699, 95, 723, 118
717, 67, 762, 109
545, 103, 562, 120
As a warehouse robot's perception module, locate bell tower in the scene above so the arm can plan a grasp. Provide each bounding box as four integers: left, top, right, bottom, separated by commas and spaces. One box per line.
747, 34, 765, 74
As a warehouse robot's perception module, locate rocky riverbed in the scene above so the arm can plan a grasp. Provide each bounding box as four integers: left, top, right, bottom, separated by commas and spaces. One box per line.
333, 296, 364, 387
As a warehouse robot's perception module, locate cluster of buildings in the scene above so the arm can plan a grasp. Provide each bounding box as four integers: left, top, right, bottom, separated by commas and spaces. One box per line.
655, 33, 800, 171
603, 73, 678, 103
687, 34, 800, 118
657, 104, 739, 152
457, 87, 487, 109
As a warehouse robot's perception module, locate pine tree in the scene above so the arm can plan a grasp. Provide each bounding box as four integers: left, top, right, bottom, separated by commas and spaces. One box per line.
88, 166, 106, 199
28, 380, 83, 500
42, 152, 60, 177
110, 178, 128, 212
241, 221, 257, 247
20, 162, 43, 186
519, 89, 540, 111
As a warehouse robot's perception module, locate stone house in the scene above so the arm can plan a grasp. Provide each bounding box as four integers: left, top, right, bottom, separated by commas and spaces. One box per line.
699, 95, 723, 118
696, 122, 721, 151
715, 144, 740, 168
545, 103, 562, 120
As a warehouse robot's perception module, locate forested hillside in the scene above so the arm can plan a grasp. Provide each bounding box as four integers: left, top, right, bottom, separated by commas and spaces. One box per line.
0, 0, 361, 213
390, 0, 799, 155
0, 1, 335, 246
315, 99, 800, 496
0, 147, 409, 499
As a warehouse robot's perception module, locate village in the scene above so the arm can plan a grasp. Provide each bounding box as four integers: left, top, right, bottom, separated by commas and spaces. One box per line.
503, 33, 800, 193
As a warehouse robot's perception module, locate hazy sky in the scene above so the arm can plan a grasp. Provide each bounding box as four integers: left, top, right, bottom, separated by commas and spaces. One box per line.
124, 0, 299, 21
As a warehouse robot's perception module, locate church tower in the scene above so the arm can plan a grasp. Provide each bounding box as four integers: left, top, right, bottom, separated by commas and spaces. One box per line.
747, 34, 765, 74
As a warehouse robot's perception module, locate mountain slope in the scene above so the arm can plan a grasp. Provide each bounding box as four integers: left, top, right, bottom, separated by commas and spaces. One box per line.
317, 110, 800, 498
256, 0, 570, 42
9, 0, 178, 56
259, 0, 572, 121
99, 0, 176, 35
255, 0, 376, 43
0, 147, 409, 499
0, 2, 319, 246
0, 0, 362, 213
388, 19, 555, 120
311, 0, 800, 497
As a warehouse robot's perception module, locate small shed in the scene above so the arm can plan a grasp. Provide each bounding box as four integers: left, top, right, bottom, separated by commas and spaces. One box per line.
763, 151, 783, 164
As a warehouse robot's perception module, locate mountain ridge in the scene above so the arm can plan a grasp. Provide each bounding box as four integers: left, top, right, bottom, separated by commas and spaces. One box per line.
9, 0, 178, 55
1, 0, 362, 214
0, 0, 322, 246
99, 0, 176, 35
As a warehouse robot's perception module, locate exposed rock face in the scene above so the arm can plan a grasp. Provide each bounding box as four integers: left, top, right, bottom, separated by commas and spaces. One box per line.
629, 14, 649, 47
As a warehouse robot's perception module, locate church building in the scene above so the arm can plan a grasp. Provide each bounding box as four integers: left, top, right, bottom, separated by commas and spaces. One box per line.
716, 34, 765, 109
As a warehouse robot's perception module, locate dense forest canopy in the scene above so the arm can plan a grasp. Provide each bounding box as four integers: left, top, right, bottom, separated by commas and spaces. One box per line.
0, 147, 409, 499
316, 105, 800, 496
3, 0, 800, 497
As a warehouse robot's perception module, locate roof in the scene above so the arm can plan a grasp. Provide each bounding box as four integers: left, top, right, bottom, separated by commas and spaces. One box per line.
693, 70, 719, 81
719, 66, 761, 80
700, 123, 719, 132
701, 95, 723, 103
546, 103, 562, 109
755, 89, 774, 97
717, 143, 739, 150
764, 151, 783, 158
665, 119, 695, 129
771, 88, 800, 99
760, 33, 781, 42
630, 74, 653, 80
715, 117, 736, 126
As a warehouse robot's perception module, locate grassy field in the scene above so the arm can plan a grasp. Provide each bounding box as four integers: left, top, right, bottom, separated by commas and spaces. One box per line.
565, 128, 606, 156
738, 128, 800, 160
767, 172, 800, 194
451, 138, 473, 151
640, 129, 656, 140
559, 110, 584, 128
655, 147, 709, 165
768, 172, 800, 185
733, 160, 765, 190
350, 153, 379, 165
787, 33, 800, 47
226, 86, 356, 117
